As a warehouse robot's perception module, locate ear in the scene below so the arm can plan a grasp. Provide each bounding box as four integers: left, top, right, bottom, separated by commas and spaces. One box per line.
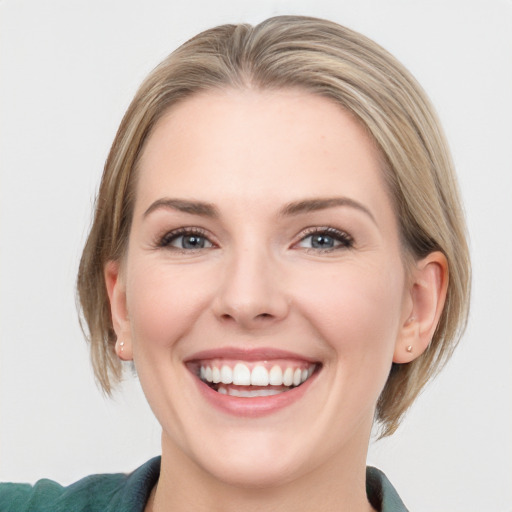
393, 251, 449, 363
104, 260, 133, 361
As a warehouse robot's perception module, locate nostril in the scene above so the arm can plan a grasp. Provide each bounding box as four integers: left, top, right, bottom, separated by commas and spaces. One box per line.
218, 311, 275, 326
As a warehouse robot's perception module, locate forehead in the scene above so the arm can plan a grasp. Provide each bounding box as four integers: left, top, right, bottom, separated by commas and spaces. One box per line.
135, 88, 392, 218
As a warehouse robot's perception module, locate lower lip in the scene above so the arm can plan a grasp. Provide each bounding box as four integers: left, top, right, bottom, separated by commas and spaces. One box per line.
191, 371, 318, 417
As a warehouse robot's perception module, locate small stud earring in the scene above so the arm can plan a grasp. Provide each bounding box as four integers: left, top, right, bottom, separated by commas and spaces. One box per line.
118, 341, 125, 354
406, 345, 413, 353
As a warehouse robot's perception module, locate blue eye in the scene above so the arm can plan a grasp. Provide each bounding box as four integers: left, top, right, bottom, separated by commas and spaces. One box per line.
309, 234, 336, 249
297, 228, 353, 251
159, 229, 213, 250
173, 234, 211, 249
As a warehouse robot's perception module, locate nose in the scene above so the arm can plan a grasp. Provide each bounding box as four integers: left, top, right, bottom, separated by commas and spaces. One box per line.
212, 246, 290, 330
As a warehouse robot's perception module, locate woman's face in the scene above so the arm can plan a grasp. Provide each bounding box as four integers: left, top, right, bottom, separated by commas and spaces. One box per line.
110, 89, 414, 486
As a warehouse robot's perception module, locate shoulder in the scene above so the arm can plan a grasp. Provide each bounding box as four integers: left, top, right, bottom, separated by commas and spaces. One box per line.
366, 466, 409, 512
0, 457, 161, 512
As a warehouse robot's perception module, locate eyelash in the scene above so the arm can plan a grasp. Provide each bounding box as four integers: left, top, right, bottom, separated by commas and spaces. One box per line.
156, 227, 214, 251
155, 226, 354, 253
295, 227, 354, 252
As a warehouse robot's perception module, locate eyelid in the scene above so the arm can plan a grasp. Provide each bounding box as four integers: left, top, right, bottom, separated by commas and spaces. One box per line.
293, 226, 354, 251
153, 225, 353, 252
156, 226, 216, 250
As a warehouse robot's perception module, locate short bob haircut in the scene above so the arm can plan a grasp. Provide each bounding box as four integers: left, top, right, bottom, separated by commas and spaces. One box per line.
77, 15, 471, 437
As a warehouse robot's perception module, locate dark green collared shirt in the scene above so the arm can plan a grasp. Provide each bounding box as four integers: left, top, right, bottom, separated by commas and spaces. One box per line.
0, 457, 408, 511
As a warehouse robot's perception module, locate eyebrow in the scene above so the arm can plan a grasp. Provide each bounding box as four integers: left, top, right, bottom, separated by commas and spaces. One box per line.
280, 197, 376, 224
143, 196, 376, 224
143, 198, 219, 218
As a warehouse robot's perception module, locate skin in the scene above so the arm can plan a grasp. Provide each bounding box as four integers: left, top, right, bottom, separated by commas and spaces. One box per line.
105, 89, 447, 512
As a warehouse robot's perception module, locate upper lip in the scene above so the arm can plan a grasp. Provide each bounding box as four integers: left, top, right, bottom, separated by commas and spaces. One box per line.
184, 347, 319, 363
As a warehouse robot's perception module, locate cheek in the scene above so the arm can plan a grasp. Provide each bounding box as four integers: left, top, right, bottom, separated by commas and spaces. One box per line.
125, 260, 214, 352
298, 260, 405, 360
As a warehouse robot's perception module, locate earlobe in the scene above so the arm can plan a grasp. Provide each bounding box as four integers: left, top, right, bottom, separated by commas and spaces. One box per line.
104, 260, 133, 361
393, 251, 449, 364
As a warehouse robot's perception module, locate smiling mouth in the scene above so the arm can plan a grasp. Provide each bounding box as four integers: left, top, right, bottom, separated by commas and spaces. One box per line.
193, 359, 318, 397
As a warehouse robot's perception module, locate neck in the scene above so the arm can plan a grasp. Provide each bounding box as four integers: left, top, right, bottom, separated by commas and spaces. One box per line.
147, 431, 376, 512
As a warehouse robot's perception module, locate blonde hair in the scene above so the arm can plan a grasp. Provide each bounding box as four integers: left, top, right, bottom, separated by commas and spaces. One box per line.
77, 15, 471, 436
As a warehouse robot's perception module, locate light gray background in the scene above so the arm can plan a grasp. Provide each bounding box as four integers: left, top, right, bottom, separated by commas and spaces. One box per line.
1, 1, 511, 511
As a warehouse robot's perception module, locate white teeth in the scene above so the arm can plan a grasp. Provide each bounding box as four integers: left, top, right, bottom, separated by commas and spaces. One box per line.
218, 385, 284, 397
269, 365, 283, 386
212, 366, 221, 383
251, 365, 269, 386
232, 363, 251, 385
220, 365, 233, 384
198, 362, 317, 390
283, 367, 294, 386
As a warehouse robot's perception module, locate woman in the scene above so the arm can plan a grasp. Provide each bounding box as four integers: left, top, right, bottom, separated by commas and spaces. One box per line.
0, 15, 470, 512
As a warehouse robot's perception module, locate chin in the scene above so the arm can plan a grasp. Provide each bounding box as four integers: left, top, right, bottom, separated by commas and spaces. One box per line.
162, 418, 321, 490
